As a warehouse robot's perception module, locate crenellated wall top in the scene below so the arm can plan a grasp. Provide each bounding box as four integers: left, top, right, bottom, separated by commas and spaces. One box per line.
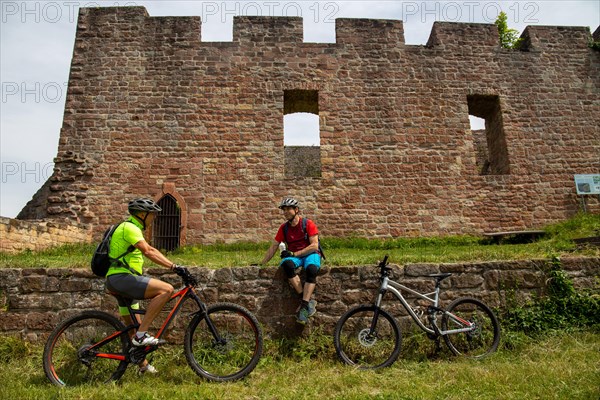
77, 6, 596, 51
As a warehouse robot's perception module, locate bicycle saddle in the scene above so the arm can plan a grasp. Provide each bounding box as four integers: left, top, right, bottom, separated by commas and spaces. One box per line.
427, 273, 452, 281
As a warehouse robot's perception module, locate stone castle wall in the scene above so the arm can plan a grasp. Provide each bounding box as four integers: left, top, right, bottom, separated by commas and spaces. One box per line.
1, 258, 598, 341
18, 6, 600, 244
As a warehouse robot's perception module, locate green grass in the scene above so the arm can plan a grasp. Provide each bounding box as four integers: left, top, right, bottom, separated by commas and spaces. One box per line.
1, 214, 598, 398
0, 331, 598, 399
1, 213, 598, 269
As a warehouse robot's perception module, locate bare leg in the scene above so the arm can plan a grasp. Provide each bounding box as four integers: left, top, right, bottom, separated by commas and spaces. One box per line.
138, 279, 174, 333
290, 276, 317, 314
288, 275, 303, 295
302, 282, 316, 302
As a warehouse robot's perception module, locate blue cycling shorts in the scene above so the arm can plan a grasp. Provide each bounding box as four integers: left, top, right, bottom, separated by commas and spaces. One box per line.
279, 252, 321, 270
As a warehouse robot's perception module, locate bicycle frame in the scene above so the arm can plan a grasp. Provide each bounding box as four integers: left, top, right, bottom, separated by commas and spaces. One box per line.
87, 284, 208, 362
375, 275, 474, 337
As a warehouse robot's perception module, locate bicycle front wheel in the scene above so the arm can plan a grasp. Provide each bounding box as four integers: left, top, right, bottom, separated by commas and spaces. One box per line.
442, 297, 500, 358
334, 305, 401, 369
43, 310, 130, 386
184, 303, 263, 382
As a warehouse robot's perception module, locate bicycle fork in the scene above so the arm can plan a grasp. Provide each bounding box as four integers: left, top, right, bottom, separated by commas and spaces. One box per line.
367, 278, 389, 337
190, 293, 228, 347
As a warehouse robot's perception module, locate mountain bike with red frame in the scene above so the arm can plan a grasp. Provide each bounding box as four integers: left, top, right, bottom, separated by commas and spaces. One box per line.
43, 269, 263, 386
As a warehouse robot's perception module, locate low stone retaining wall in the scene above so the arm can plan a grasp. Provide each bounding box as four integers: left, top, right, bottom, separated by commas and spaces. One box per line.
0, 217, 91, 253
0, 258, 597, 342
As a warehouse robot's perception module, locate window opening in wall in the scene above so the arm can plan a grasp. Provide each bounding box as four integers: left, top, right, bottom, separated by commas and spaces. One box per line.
467, 95, 510, 175
469, 116, 486, 131
283, 90, 321, 178
469, 115, 488, 174
153, 194, 181, 252
284, 113, 320, 146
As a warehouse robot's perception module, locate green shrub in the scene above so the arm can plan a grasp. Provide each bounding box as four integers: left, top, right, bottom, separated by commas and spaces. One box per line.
501, 256, 600, 335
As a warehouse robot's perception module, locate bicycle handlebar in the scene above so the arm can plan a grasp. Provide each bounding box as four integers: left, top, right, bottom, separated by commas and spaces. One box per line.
379, 255, 389, 267
377, 255, 392, 276
175, 267, 198, 287
183, 272, 198, 287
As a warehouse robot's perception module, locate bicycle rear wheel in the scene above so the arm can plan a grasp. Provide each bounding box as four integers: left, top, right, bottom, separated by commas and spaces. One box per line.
442, 297, 500, 358
184, 303, 263, 382
43, 310, 130, 386
334, 305, 401, 369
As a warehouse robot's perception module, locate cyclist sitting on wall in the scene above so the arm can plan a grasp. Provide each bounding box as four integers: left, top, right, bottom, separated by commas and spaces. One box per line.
105, 198, 185, 374
259, 198, 321, 324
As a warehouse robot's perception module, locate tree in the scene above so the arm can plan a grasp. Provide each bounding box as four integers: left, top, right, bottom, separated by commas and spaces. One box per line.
495, 12, 523, 49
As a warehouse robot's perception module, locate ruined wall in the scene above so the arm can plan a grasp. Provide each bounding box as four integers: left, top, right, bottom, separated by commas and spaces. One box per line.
1, 258, 598, 341
0, 217, 91, 253
20, 7, 600, 244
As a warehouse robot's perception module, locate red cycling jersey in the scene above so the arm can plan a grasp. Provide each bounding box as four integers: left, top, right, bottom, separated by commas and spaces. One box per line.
274, 217, 319, 253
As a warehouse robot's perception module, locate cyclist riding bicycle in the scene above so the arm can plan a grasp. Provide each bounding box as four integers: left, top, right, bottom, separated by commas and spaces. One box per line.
105, 198, 187, 374
259, 198, 322, 324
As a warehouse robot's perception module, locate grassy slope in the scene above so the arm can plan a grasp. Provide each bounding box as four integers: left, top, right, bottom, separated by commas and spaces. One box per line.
1, 214, 599, 269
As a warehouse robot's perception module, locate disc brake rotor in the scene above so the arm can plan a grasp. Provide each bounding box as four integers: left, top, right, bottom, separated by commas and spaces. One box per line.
358, 329, 377, 347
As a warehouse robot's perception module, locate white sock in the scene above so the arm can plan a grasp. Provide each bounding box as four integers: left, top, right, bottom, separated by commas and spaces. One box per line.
135, 331, 147, 339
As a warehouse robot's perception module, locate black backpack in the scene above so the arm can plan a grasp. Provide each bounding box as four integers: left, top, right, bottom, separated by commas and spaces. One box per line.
283, 217, 326, 260
91, 222, 136, 277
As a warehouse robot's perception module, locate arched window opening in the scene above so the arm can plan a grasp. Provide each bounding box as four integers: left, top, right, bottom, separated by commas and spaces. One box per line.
153, 194, 181, 252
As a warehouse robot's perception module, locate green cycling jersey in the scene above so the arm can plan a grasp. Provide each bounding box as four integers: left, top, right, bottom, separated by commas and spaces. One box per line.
106, 216, 146, 276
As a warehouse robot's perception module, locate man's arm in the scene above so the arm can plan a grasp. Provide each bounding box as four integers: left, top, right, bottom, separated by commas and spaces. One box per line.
292, 234, 319, 258
260, 241, 280, 265
135, 240, 175, 269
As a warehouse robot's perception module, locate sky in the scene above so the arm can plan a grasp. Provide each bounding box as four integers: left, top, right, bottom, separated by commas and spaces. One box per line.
1, 0, 599, 218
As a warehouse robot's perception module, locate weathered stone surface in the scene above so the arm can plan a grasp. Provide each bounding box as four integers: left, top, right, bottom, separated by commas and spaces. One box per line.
0, 258, 596, 341
12, 7, 598, 247
0, 217, 91, 253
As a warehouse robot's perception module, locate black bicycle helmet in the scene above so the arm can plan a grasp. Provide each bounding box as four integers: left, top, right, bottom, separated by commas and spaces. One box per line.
128, 198, 162, 214
279, 198, 299, 209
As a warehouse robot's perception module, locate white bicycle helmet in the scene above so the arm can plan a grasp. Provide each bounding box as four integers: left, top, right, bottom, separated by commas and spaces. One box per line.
279, 198, 299, 209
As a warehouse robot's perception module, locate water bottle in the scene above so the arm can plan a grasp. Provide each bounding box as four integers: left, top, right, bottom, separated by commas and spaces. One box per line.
279, 242, 286, 255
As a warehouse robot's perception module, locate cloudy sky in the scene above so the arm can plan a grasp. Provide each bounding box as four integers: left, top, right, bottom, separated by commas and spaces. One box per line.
1, 0, 598, 218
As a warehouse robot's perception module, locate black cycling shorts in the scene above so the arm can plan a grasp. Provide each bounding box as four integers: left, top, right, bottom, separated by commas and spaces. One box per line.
106, 273, 151, 308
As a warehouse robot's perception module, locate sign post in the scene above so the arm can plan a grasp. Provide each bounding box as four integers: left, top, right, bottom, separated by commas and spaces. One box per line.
574, 174, 600, 213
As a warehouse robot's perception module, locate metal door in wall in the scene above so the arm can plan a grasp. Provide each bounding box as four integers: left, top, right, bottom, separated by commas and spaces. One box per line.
153, 194, 181, 251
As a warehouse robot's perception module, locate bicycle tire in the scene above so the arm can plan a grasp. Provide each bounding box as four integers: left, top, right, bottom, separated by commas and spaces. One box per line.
43, 310, 130, 386
333, 305, 402, 369
441, 297, 500, 358
184, 302, 263, 382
